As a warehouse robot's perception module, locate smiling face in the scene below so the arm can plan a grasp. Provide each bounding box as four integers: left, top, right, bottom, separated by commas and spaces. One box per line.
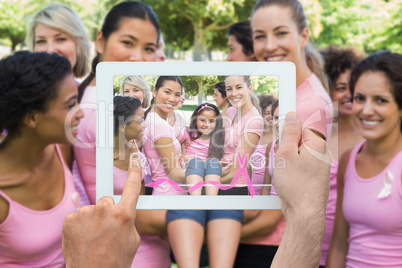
125, 107, 147, 141
225, 76, 252, 109
122, 83, 145, 104
34, 23, 77, 69
263, 104, 273, 126
96, 17, 158, 62
153, 80, 182, 115
196, 109, 217, 137
226, 35, 254, 62
35, 73, 84, 144
252, 5, 308, 67
272, 106, 279, 136
352, 71, 402, 141
331, 69, 353, 116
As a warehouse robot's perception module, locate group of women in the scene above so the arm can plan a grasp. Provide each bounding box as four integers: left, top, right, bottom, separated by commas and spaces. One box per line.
0, 0, 401, 267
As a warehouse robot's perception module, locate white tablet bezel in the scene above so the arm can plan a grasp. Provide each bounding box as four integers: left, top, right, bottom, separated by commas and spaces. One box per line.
96, 62, 295, 209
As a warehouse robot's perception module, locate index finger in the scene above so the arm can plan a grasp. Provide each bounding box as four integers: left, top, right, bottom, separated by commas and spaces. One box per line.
118, 163, 142, 213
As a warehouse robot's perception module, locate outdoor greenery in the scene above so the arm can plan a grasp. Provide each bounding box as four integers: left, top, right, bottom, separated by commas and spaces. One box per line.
0, 0, 401, 54
113, 75, 278, 103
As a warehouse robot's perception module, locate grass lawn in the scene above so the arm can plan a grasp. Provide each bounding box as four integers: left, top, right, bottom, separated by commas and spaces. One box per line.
178, 104, 198, 111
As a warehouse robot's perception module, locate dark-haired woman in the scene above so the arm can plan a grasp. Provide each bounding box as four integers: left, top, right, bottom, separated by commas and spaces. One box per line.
327, 52, 402, 267
319, 46, 364, 267
0, 51, 84, 266
74, 1, 160, 204
71, 2, 169, 267
227, 21, 256, 61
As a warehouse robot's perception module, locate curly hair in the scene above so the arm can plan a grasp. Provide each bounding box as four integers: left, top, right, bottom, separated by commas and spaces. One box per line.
321, 46, 364, 91
113, 96, 142, 136
0, 51, 71, 136
258, 93, 277, 114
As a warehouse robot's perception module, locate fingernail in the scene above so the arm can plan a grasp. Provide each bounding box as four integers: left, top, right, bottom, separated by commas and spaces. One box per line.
285, 112, 297, 125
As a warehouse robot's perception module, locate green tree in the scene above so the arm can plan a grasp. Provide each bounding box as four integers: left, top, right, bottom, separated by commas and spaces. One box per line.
181, 75, 225, 104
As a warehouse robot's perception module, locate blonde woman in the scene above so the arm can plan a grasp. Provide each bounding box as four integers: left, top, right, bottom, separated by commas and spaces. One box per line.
120, 76, 151, 109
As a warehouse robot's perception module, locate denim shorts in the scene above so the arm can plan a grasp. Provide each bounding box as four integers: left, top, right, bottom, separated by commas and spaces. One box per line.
166, 209, 244, 228
185, 157, 222, 178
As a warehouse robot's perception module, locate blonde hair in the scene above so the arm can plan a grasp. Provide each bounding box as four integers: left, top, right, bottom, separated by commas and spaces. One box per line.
252, 0, 329, 93
120, 76, 151, 109
26, 4, 90, 78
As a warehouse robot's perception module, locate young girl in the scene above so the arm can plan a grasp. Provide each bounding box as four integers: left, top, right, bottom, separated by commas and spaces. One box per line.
178, 103, 224, 195
327, 52, 402, 267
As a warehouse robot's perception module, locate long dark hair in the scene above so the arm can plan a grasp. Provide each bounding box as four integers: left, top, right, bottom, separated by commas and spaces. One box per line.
78, 1, 160, 102
144, 76, 183, 119
187, 103, 224, 160
349, 51, 402, 131
228, 21, 255, 59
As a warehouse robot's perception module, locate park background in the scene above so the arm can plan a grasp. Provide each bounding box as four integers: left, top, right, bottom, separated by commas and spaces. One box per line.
1, 0, 401, 106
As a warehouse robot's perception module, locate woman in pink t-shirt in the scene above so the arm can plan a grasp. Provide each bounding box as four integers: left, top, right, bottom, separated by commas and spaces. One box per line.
327, 52, 402, 267
0, 52, 84, 267
234, 1, 333, 267
319, 46, 364, 267
73, 3, 171, 267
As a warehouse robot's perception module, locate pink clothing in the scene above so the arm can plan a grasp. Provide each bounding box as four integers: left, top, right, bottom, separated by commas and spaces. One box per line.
72, 159, 90, 207
74, 85, 97, 204
250, 143, 267, 195
343, 142, 402, 267
297, 74, 332, 140
0, 145, 81, 267
268, 139, 278, 196
223, 107, 264, 186
242, 138, 286, 246
142, 112, 186, 195
113, 166, 170, 268
180, 128, 210, 160
113, 166, 128, 195
320, 160, 338, 265
132, 235, 171, 268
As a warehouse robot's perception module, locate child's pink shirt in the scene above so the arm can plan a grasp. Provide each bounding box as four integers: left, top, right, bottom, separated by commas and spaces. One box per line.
179, 128, 210, 160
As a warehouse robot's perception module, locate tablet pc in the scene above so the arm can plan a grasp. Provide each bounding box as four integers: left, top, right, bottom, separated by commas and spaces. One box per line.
96, 62, 295, 209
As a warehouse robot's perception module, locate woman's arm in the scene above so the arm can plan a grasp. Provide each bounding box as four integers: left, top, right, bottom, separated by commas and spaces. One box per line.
154, 137, 186, 183
136, 210, 167, 236
241, 210, 283, 240
221, 132, 260, 184
326, 150, 352, 267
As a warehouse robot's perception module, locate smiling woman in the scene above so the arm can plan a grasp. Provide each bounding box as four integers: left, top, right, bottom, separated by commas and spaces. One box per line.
26, 4, 90, 78
0, 51, 84, 266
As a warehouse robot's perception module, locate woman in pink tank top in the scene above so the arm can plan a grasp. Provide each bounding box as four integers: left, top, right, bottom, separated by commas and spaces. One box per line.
0, 52, 84, 267
327, 52, 402, 267
319, 46, 364, 267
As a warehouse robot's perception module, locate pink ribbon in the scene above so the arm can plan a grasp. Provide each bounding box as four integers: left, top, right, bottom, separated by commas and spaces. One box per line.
146, 152, 256, 197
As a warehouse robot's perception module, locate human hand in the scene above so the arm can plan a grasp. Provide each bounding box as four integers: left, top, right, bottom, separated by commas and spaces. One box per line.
183, 138, 190, 149
62, 157, 142, 268
220, 160, 233, 176
273, 112, 331, 219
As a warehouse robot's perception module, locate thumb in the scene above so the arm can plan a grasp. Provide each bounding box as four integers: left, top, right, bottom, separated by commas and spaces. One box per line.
277, 112, 302, 158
